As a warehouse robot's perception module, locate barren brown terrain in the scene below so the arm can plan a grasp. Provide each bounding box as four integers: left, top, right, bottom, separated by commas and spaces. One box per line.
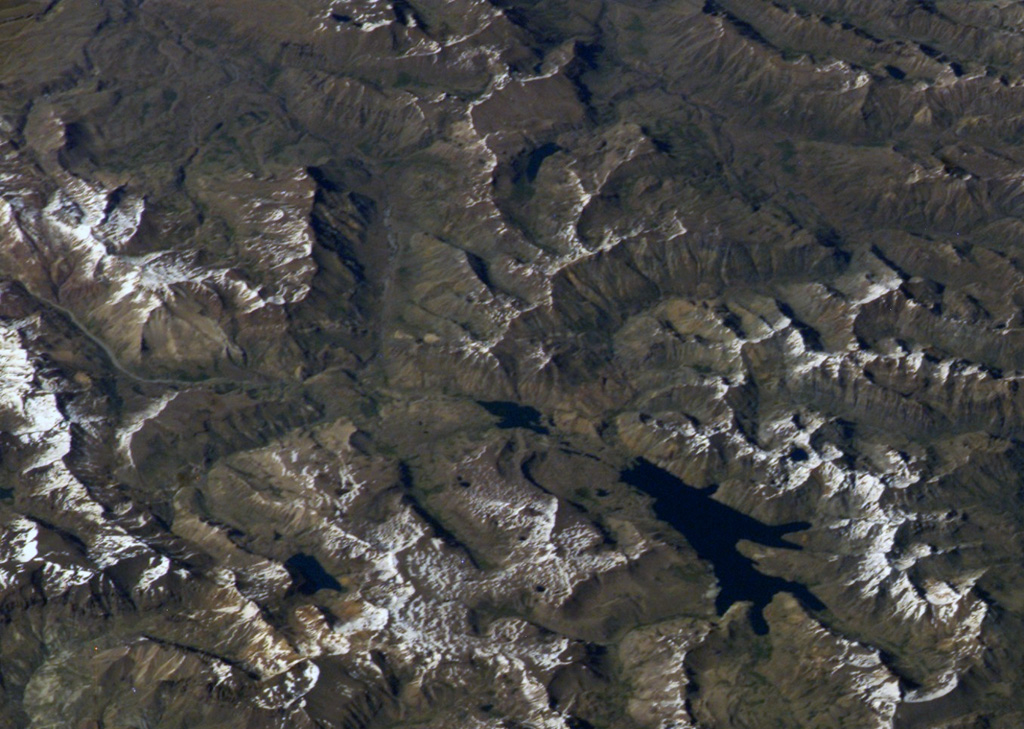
1, 1, 1023, 727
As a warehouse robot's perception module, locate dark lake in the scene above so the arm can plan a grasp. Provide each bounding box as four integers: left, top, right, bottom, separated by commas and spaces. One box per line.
477, 400, 549, 434
285, 553, 343, 595
620, 458, 823, 634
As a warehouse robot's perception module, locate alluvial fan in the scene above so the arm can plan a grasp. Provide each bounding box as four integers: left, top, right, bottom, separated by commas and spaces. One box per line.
0, 1, 1022, 727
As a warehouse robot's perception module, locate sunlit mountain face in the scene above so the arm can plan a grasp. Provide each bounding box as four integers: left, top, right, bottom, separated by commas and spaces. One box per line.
0, 1, 1022, 727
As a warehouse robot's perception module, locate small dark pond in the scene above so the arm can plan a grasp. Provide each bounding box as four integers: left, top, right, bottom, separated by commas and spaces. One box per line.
524, 143, 561, 182
477, 401, 549, 434
620, 458, 824, 634
285, 553, 343, 595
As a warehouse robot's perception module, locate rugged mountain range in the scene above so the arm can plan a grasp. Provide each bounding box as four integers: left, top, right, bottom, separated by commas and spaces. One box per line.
0, 0, 1022, 727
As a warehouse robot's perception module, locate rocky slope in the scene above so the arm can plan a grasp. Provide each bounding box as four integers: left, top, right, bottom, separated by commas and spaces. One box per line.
0, 0, 1022, 727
